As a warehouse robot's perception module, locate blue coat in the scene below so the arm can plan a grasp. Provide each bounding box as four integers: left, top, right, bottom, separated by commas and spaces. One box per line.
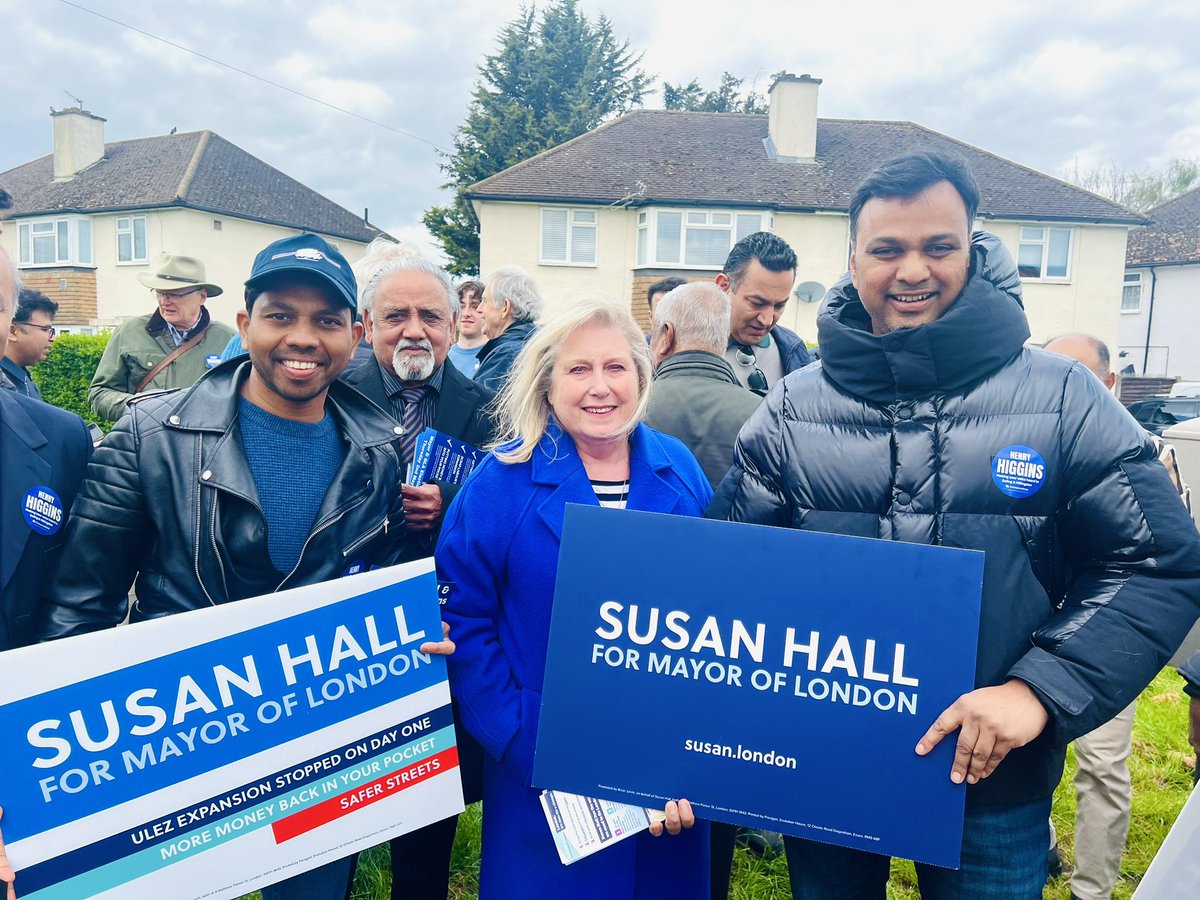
0, 389, 91, 649
437, 422, 712, 899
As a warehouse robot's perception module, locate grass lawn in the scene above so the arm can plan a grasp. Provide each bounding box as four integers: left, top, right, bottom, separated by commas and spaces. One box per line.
253, 669, 1196, 900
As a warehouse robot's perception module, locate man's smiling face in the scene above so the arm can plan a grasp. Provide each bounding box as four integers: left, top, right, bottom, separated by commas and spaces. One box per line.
238, 278, 361, 422
849, 180, 971, 336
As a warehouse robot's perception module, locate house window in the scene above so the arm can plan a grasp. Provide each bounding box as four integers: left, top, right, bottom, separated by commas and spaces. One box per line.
116, 216, 148, 263
540, 208, 597, 266
16, 217, 94, 267
636, 208, 770, 269
1121, 272, 1143, 313
1017, 226, 1072, 280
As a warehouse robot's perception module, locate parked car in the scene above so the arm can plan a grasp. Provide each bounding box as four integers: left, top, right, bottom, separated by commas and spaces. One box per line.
1127, 397, 1200, 436
1169, 382, 1200, 398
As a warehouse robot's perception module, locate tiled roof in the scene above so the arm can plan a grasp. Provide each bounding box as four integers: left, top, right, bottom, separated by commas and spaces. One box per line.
1126, 186, 1200, 266
0, 131, 380, 242
468, 111, 1144, 225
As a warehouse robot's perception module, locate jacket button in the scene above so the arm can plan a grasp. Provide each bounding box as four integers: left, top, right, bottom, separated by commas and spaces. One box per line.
896, 491, 911, 505
897, 407, 913, 420
168, 415, 181, 425
201, 470, 212, 481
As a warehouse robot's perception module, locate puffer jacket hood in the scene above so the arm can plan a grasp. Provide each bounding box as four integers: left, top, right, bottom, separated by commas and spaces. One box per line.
818, 232, 1028, 402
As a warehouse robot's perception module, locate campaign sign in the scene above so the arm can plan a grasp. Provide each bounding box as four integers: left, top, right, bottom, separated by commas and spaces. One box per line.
0, 560, 463, 899
534, 506, 984, 869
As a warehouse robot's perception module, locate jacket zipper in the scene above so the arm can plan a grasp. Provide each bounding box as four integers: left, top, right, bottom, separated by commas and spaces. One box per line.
342, 516, 390, 558
275, 489, 370, 592
194, 434, 218, 607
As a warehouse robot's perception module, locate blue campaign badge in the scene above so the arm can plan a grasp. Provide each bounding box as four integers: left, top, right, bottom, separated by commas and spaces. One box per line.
991, 445, 1047, 499
343, 560, 366, 577
205, 354, 221, 369
22, 486, 66, 536
437, 581, 455, 606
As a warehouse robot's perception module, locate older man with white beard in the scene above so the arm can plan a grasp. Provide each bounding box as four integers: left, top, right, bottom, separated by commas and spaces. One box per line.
341, 238, 493, 900
344, 239, 495, 548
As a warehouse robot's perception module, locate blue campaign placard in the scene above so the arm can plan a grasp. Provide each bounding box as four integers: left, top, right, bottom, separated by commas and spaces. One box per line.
0, 562, 465, 900
533, 505, 985, 869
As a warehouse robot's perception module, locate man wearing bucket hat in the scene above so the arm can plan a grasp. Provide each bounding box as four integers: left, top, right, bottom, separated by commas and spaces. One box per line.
87, 252, 235, 421
32, 233, 454, 899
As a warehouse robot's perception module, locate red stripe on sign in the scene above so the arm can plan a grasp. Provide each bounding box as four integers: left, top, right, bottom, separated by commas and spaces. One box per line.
271, 746, 460, 843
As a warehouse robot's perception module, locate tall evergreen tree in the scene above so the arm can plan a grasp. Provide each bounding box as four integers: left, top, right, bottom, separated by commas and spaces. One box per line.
423, 1, 649, 273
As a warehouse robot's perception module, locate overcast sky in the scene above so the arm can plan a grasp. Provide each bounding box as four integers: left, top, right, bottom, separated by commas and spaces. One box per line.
3, 0, 1197, 258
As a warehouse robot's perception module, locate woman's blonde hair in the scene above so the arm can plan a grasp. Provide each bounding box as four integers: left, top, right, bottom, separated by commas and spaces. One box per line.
492, 295, 653, 464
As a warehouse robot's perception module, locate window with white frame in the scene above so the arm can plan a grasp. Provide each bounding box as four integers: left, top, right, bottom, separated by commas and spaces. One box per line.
1017, 226, 1073, 280
16, 217, 94, 267
636, 208, 770, 268
540, 208, 597, 266
1121, 272, 1144, 313
116, 216, 148, 263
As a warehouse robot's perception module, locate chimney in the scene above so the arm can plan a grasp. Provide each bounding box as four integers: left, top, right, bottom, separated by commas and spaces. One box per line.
767, 73, 821, 163
52, 107, 107, 181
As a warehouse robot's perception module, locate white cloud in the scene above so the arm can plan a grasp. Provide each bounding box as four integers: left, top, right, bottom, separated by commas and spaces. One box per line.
3, 0, 1199, 260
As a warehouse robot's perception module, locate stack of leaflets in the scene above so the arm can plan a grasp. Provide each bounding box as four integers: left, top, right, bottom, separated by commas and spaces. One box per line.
539, 789, 666, 865
407, 428, 485, 486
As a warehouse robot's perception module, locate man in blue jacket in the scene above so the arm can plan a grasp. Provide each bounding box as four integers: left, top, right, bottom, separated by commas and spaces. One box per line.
0, 247, 91, 898
716, 232, 812, 395
710, 152, 1200, 898
0, 249, 91, 650
474, 265, 542, 392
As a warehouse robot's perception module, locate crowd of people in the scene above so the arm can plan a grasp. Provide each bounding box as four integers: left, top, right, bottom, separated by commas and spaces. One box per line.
1, 151, 1199, 900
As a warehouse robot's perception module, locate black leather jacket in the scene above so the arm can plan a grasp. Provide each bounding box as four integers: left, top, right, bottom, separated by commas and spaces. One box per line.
711, 233, 1200, 804
43, 360, 408, 639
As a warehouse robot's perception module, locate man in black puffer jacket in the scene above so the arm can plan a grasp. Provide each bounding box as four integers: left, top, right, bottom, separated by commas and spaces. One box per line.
709, 152, 1200, 899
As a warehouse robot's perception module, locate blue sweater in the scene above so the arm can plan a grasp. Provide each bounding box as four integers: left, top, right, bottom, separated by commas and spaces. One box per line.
238, 397, 343, 573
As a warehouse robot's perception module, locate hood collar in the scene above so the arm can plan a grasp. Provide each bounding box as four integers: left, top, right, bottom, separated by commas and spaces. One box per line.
817, 232, 1030, 403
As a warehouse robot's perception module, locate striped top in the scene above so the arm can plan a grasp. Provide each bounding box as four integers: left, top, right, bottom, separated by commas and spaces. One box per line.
591, 479, 630, 509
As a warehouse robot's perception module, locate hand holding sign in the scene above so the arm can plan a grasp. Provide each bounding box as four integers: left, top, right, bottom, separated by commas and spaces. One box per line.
648, 799, 695, 838
915, 679, 1049, 784
420, 621, 455, 657
0, 807, 15, 900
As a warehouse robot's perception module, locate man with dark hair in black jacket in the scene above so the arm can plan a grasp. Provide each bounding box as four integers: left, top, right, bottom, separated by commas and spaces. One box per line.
26, 233, 454, 900
710, 151, 1200, 898
716, 232, 812, 395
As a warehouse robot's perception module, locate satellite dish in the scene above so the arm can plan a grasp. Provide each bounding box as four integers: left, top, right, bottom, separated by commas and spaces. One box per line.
795, 281, 826, 304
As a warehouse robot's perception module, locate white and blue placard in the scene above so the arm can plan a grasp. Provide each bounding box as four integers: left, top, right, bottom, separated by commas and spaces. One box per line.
0, 560, 463, 899
534, 506, 984, 869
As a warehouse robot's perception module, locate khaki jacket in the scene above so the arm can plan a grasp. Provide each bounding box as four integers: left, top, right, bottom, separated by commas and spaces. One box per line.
88, 308, 234, 421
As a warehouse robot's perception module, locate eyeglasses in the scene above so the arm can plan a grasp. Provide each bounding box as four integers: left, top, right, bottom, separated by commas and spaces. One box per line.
17, 322, 56, 337
733, 345, 768, 395
152, 288, 203, 300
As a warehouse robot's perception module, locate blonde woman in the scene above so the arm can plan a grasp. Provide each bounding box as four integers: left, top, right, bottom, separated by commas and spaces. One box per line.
436, 297, 711, 897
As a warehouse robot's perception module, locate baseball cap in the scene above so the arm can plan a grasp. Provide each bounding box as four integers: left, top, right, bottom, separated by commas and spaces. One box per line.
245, 234, 357, 311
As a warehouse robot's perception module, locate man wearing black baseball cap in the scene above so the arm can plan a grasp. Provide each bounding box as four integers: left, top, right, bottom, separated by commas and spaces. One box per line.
33, 233, 454, 898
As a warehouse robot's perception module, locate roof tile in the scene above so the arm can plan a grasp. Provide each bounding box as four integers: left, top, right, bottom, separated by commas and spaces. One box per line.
1126, 186, 1200, 265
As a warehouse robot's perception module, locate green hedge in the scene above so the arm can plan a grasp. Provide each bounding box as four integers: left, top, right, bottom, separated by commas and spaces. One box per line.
30, 333, 114, 430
